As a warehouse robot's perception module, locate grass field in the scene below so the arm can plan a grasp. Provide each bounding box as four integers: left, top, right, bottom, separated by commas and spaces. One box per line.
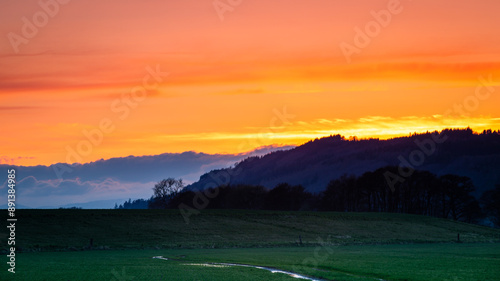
3, 243, 500, 280
1, 209, 499, 280
3, 209, 499, 251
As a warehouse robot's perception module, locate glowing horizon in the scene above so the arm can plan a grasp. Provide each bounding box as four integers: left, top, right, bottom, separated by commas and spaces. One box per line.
1, 0, 499, 166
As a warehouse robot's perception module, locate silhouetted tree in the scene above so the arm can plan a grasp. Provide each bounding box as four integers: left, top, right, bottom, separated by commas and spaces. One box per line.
225, 185, 268, 210
152, 166, 483, 225
321, 175, 357, 211
115, 198, 150, 209
439, 175, 476, 221
317, 167, 480, 223
166, 190, 196, 209
149, 178, 184, 209
481, 185, 500, 227
265, 183, 310, 210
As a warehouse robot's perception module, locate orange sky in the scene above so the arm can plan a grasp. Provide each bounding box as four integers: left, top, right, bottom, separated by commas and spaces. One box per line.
1, 0, 500, 166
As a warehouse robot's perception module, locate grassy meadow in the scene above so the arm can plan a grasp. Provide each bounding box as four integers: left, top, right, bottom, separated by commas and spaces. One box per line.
3, 244, 500, 281
1, 209, 499, 280
4, 209, 499, 251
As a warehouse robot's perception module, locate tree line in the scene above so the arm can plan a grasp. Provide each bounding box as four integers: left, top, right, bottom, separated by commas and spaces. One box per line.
116, 166, 500, 227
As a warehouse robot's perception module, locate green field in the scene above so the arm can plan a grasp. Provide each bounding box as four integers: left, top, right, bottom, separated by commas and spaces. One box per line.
4, 209, 499, 251
1, 210, 499, 280
4, 244, 500, 280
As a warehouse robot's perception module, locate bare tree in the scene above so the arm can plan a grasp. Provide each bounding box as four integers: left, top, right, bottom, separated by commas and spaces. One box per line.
151, 178, 184, 208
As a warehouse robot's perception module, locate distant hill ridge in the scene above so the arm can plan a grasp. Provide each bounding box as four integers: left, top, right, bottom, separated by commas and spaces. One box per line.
187, 128, 500, 195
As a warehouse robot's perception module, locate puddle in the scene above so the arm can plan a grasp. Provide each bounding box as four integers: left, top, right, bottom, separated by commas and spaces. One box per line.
153, 256, 387, 281
184, 262, 325, 281
153, 256, 384, 280
153, 256, 324, 280
152, 256, 169, 261
184, 263, 231, 268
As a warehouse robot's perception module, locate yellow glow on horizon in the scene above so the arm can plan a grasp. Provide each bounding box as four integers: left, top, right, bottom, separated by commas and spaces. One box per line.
2, 115, 498, 166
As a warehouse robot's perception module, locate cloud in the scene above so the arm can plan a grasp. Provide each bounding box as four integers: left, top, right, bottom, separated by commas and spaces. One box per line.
0, 148, 292, 208
0, 174, 154, 208
18, 176, 97, 197
0, 156, 35, 165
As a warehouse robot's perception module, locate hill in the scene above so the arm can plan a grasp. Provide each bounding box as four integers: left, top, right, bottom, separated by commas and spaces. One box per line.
3, 209, 499, 252
187, 129, 500, 195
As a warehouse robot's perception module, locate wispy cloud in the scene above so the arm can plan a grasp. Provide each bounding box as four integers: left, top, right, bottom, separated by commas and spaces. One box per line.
0, 156, 35, 165
155, 116, 500, 143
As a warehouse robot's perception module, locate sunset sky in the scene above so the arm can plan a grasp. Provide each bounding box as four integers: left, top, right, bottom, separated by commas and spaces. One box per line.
1, 0, 500, 166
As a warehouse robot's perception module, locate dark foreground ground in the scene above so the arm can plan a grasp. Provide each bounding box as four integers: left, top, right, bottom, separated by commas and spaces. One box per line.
1, 209, 499, 280
2, 209, 499, 251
